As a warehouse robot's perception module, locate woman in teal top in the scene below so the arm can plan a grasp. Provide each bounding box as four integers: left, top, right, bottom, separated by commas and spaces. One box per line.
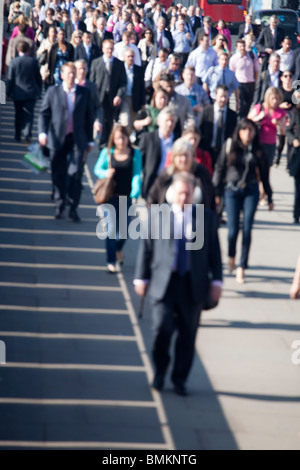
94, 124, 142, 273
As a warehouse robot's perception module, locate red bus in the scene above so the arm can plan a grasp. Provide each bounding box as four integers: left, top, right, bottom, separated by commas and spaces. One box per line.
198, 0, 248, 30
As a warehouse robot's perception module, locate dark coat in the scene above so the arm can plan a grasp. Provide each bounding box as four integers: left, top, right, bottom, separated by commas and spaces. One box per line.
63, 19, 87, 42
146, 164, 216, 211
192, 26, 218, 49
74, 42, 101, 76
131, 64, 146, 112
198, 105, 237, 152
238, 23, 260, 39
7, 55, 42, 101
253, 69, 282, 105
92, 30, 114, 51
38, 84, 94, 151
256, 25, 286, 54
134, 206, 223, 303
89, 56, 127, 105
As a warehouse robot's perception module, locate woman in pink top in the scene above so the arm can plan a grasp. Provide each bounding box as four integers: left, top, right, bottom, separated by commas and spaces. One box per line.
248, 86, 286, 202
216, 19, 232, 52
11, 14, 35, 41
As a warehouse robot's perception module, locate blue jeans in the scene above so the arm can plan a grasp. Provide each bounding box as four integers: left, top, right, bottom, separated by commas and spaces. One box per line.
103, 196, 131, 265
225, 182, 260, 269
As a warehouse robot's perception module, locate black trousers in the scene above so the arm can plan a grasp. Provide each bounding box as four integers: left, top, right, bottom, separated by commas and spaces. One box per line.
239, 82, 255, 119
14, 99, 36, 140
151, 273, 202, 387
50, 134, 84, 212
294, 175, 300, 221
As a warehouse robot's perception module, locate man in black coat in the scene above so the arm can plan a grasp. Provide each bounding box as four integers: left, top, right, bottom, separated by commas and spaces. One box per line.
256, 15, 286, 70
198, 84, 237, 168
139, 105, 180, 199
63, 7, 87, 42
7, 41, 42, 143
187, 5, 202, 35
119, 48, 145, 134
38, 62, 94, 221
74, 31, 101, 78
134, 173, 223, 395
192, 15, 218, 50
238, 14, 260, 39
253, 52, 282, 105
89, 39, 127, 146
92, 16, 114, 51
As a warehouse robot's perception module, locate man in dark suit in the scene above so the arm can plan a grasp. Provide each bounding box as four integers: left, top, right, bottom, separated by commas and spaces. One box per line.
92, 16, 113, 51
63, 7, 87, 42
256, 15, 286, 70
139, 105, 180, 199
7, 41, 42, 144
154, 16, 174, 54
75, 59, 102, 137
238, 14, 260, 39
198, 84, 237, 168
74, 31, 100, 78
192, 15, 218, 50
187, 5, 202, 35
90, 39, 127, 146
253, 52, 282, 105
134, 172, 223, 395
119, 48, 145, 134
38, 62, 94, 221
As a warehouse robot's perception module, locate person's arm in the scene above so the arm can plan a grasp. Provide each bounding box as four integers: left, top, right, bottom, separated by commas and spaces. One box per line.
130, 149, 143, 200
290, 255, 300, 299
94, 148, 110, 179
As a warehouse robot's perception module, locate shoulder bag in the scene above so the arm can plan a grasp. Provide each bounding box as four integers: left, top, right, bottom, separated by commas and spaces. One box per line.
93, 149, 116, 205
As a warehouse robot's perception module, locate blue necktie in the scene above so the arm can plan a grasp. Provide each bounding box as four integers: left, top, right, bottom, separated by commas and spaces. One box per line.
177, 214, 187, 277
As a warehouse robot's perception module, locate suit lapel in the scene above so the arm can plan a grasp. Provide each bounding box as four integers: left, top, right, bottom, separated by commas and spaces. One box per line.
58, 84, 68, 122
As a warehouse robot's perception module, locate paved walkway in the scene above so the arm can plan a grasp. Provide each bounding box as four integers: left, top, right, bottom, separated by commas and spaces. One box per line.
0, 95, 299, 450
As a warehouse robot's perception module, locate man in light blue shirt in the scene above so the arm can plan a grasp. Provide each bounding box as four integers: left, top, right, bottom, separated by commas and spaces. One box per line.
203, 52, 240, 109
186, 33, 218, 84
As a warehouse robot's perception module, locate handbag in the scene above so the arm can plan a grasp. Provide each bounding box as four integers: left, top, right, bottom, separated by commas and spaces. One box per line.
40, 63, 50, 81
289, 147, 300, 178
93, 149, 116, 205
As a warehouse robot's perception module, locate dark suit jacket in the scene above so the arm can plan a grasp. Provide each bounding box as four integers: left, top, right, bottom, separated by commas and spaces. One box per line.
92, 30, 114, 51
38, 84, 94, 152
74, 42, 101, 76
253, 69, 282, 105
63, 19, 87, 42
130, 65, 145, 112
189, 15, 202, 35
256, 25, 286, 54
238, 23, 260, 39
134, 206, 223, 303
198, 105, 237, 152
84, 79, 102, 122
7, 55, 42, 101
139, 128, 180, 199
156, 28, 174, 52
192, 26, 218, 49
89, 56, 127, 105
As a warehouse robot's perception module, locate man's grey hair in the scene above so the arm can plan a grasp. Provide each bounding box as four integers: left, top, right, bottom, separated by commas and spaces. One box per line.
157, 105, 177, 124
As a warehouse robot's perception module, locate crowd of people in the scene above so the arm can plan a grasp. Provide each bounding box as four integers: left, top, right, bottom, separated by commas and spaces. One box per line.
3, 2, 300, 282
2, 0, 300, 396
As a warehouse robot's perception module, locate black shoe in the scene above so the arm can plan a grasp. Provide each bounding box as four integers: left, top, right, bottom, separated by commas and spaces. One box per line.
69, 209, 81, 222
15, 136, 21, 142
152, 373, 165, 392
173, 383, 189, 396
294, 218, 299, 224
